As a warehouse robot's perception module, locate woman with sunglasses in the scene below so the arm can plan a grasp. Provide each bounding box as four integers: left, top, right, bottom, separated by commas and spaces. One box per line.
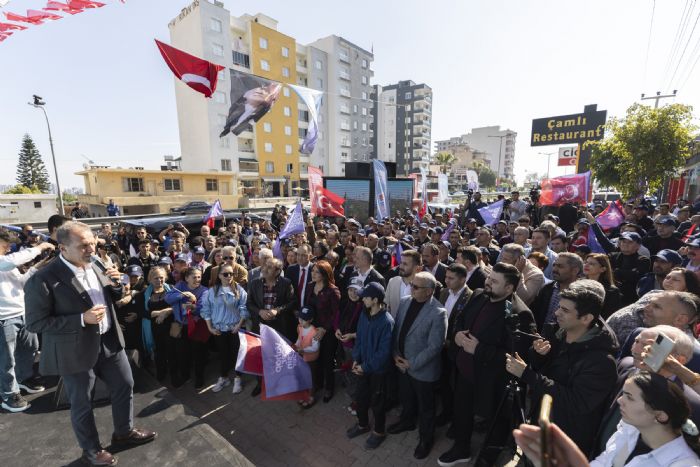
165, 267, 209, 389
304, 260, 341, 404
201, 263, 249, 395
207, 246, 248, 288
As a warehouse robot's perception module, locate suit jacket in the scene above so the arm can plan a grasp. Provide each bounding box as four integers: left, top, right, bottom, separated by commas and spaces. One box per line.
517, 260, 545, 306
385, 276, 409, 319
392, 295, 447, 382
286, 263, 314, 307
439, 286, 472, 349
25, 257, 125, 376
246, 276, 296, 341
430, 262, 447, 287
348, 267, 386, 288
466, 266, 487, 291
530, 281, 557, 332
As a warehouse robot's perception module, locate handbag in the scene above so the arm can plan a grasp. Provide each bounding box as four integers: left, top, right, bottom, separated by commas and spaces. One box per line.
187, 309, 211, 342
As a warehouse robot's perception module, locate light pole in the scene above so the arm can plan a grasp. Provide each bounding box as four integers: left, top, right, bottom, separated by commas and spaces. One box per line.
28, 95, 64, 215
538, 151, 556, 179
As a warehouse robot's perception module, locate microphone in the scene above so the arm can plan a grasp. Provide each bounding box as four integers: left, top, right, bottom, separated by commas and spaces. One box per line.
91, 255, 121, 286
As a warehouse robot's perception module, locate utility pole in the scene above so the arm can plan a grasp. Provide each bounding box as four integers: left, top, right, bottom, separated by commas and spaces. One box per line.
28, 95, 64, 215
488, 132, 514, 184
640, 90, 677, 108
538, 151, 556, 179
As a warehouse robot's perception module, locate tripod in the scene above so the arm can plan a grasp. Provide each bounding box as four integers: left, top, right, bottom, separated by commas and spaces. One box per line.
474, 377, 529, 466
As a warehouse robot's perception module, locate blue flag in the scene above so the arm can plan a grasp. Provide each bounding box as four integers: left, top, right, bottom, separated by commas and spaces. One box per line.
279, 202, 305, 239
260, 324, 312, 398
477, 200, 504, 225
372, 160, 390, 222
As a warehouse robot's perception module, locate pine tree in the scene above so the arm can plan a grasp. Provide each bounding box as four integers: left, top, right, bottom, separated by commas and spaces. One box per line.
16, 134, 51, 192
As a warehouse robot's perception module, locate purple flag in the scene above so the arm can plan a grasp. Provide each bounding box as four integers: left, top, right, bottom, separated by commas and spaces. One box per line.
279, 202, 305, 239
595, 200, 625, 231
587, 229, 606, 253
441, 220, 456, 241
260, 324, 312, 398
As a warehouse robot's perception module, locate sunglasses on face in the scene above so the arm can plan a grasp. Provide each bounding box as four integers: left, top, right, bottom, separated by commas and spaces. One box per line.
220, 272, 233, 278
410, 283, 431, 290
223, 256, 234, 260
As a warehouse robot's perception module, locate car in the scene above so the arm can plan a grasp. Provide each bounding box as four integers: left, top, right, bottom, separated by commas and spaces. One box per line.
170, 201, 212, 214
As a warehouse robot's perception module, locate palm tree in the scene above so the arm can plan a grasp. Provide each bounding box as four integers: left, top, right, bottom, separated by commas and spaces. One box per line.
434, 151, 456, 174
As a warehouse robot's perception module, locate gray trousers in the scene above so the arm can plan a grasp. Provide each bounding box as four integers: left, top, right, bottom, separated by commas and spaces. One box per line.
62, 333, 134, 454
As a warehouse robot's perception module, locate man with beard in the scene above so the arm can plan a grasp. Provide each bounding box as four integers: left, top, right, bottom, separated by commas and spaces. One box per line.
643, 218, 685, 257
636, 249, 683, 297
530, 253, 583, 332
385, 250, 423, 319
438, 263, 535, 466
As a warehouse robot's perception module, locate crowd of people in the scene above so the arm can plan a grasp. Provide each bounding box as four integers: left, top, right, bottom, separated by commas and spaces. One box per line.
4, 192, 700, 466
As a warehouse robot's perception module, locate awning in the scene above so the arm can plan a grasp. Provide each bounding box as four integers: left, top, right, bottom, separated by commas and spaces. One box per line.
262, 177, 286, 183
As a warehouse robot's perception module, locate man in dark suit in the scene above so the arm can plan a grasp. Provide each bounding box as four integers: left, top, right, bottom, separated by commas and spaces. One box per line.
421, 243, 446, 290
437, 263, 472, 427
285, 244, 314, 310
457, 246, 487, 290
25, 222, 156, 467
438, 263, 536, 466
247, 258, 297, 342
348, 246, 386, 288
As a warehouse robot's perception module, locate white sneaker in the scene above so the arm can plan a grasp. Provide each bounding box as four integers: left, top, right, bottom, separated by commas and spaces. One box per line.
212, 377, 230, 393
232, 377, 243, 394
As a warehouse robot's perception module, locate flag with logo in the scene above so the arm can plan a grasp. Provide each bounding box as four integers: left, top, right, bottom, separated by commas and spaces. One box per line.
441, 220, 457, 241
236, 330, 263, 376
595, 199, 625, 231
289, 84, 323, 154
478, 199, 505, 225
202, 200, 223, 229
260, 324, 312, 400
156, 39, 224, 99
587, 228, 606, 253
419, 167, 428, 219
273, 201, 306, 260
220, 69, 282, 137
373, 160, 390, 222
316, 187, 345, 217
539, 171, 591, 207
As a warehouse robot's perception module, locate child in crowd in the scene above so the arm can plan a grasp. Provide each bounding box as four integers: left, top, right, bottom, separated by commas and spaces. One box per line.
295, 306, 320, 408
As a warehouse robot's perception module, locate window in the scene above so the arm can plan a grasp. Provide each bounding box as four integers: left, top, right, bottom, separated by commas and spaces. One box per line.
219, 136, 230, 148
263, 122, 272, 133
210, 18, 222, 32
206, 179, 218, 191
361, 107, 367, 116
260, 60, 270, 71
259, 37, 268, 49
316, 78, 323, 88
282, 67, 290, 77
299, 110, 309, 121
315, 60, 322, 70
123, 177, 144, 192
221, 159, 232, 171
285, 144, 292, 154
361, 76, 368, 85
265, 162, 274, 173
264, 142, 273, 152
352, 121, 358, 130
361, 91, 368, 100
212, 43, 224, 57
283, 87, 290, 97
33, 201, 42, 208
362, 123, 367, 131
405, 92, 412, 99
284, 126, 292, 136
164, 178, 182, 191
281, 46, 289, 57
286, 163, 294, 174
406, 104, 411, 112
214, 91, 226, 104
352, 104, 358, 113
284, 106, 291, 117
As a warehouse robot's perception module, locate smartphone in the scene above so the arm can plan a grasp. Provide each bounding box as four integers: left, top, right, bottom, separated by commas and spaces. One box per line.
643, 331, 675, 372
539, 394, 553, 467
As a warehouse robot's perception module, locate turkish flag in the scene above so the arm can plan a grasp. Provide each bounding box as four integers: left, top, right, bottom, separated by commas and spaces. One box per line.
155, 39, 224, 98
0, 22, 27, 31
315, 187, 345, 217
0, 32, 12, 42
4, 12, 36, 23
67, 0, 105, 8
45, 1, 84, 14
539, 171, 591, 207
27, 9, 63, 21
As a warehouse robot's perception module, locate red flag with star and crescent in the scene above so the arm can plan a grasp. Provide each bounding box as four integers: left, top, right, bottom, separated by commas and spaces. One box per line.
307, 165, 345, 217
539, 171, 591, 207
155, 39, 224, 98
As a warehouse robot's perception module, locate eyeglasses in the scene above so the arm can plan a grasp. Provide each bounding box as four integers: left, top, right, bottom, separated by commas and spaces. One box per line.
222, 256, 234, 260
220, 272, 234, 277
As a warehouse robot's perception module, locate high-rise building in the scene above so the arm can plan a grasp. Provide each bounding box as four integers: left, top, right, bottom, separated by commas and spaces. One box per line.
308, 35, 374, 176
168, 1, 372, 196
435, 126, 516, 179
370, 81, 432, 175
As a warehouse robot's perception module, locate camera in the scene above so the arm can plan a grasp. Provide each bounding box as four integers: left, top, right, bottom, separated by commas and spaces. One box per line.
529, 186, 541, 202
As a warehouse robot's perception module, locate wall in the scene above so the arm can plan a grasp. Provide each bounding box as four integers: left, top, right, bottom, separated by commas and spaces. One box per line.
0, 194, 58, 223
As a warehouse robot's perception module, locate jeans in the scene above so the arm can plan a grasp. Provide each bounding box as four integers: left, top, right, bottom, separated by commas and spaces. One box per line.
0, 315, 38, 397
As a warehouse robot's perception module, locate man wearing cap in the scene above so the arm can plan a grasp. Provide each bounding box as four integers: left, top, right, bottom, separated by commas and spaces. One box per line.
189, 246, 210, 273
643, 217, 685, 257
683, 238, 700, 272
637, 249, 683, 297
437, 241, 454, 266
633, 205, 655, 232
416, 224, 431, 248
346, 282, 394, 450
388, 272, 447, 459
609, 232, 651, 306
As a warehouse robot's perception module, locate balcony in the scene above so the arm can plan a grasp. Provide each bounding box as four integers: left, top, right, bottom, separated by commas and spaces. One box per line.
339, 71, 351, 81
340, 105, 350, 114
239, 160, 259, 178
232, 51, 250, 68
339, 88, 351, 98
339, 53, 350, 63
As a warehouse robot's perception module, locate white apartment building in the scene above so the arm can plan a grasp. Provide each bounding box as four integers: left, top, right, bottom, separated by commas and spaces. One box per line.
435, 126, 516, 179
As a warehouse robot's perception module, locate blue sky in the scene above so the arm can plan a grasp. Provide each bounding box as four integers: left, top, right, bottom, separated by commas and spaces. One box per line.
1, 0, 698, 190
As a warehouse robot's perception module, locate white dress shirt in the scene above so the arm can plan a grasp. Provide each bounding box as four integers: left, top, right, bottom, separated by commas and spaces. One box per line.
60, 255, 111, 334
445, 285, 466, 321
298, 263, 311, 308
400, 278, 412, 299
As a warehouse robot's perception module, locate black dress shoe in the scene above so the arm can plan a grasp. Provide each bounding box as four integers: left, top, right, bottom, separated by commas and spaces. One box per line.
387, 421, 416, 435
111, 428, 157, 447
414, 439, 433, 460
81, 450, 117, 466
250, 384, 261, 397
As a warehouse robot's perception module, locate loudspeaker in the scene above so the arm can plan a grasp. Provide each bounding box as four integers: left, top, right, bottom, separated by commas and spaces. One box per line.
344, 161, 397, 178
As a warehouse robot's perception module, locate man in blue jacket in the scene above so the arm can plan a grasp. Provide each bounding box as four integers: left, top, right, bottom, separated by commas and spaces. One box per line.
346, 282, 394, 451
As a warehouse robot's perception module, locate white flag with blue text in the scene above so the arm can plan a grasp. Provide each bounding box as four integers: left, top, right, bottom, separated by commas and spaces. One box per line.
478, 199, 504, 225
372, 160, 390, 222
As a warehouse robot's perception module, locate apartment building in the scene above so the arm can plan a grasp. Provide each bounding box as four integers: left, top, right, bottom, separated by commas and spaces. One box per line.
435, 126, 516, 179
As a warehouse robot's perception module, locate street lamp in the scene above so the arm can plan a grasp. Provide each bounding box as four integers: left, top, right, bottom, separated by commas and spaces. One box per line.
538, 151, 556, 179
28, 95, 64, 215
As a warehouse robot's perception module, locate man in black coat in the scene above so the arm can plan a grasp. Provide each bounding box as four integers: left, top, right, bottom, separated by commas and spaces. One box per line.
348, 246, 386, 287
438, 263, 536, 466
285, 244, 314, 310
246, 258, 297, 342
457, 246, 487, 291
505, 279, 618, 456
25, 222, 156, 467
420, 243, 446, 289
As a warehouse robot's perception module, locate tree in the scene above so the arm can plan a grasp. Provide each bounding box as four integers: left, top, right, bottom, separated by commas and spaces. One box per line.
16, 134, 51, 192
3, 184, 39, 194
434, 151, 456, 174
589, 103, 697, 198
471, 160, 497, 188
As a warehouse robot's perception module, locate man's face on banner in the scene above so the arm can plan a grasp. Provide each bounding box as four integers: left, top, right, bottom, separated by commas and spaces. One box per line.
243, 83, 280, 108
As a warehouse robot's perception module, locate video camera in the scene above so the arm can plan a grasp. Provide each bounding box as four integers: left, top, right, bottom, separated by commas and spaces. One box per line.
529, 186, 541, 203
